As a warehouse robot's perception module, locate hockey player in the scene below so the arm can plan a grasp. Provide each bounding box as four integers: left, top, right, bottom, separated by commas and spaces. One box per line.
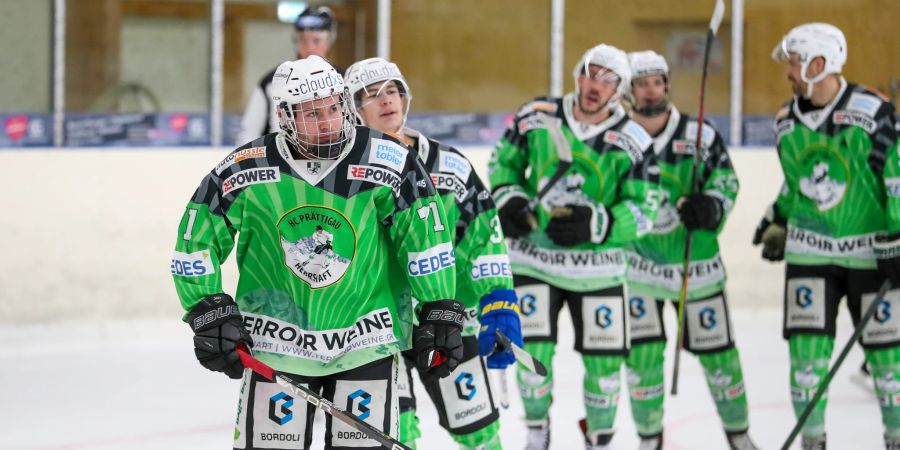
624, 50, 759, 450
172, 55, 466, 449
236, 6, 342, 146
489, 43, 661, 449
344, 57, 523, 450
755, 23, 900, 449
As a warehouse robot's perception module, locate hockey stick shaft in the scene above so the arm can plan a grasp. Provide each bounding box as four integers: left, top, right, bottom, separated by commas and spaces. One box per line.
236, 344, 411, 450
671, 0, 726, 396
495, 328, 549, 376
780, 279, 892, 450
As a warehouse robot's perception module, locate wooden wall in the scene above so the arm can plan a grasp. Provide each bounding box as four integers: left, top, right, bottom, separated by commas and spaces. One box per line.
62, 0, 898, 115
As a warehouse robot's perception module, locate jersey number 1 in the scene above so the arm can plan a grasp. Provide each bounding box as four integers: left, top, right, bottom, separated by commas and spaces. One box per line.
417, 202, 445, 232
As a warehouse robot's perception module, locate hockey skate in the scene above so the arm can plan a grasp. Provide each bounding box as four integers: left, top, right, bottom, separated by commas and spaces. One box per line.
886, 434, 900, 450
524, 419, 550, 450
726, 431, 760, 450
801, 435, 826, 450
578, 418, 613, 450
637, 433, 662, 450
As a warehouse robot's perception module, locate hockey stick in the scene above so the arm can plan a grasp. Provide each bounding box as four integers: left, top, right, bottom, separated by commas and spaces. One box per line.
236, 344, 412, 450
780, 278, 892, 450
495, 328, 549, 376
527, 114, 574, 229
670, 0, 726, 396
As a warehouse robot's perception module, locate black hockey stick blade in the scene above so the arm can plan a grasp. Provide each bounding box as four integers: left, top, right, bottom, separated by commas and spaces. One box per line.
780, 278, 892, 450
495, 329, 548, 376
237, 344, 412, 450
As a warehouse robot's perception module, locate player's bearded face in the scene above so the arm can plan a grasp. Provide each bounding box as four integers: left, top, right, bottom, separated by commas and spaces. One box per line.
293, 95, 345, 148
577, 65, 619, 115
631, 75, 669, 117
357, 80, 406, 134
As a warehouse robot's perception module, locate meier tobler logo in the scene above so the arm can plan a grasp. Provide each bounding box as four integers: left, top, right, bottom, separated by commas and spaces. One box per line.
269, 392, 294, 425
455, 372, 477, 401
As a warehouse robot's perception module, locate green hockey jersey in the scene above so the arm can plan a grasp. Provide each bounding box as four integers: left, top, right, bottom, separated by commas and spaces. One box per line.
627, 106, 739, 300
404, 128, 513, 336
773, 80, 900, 268
172, 127, 456, 376
489, 94, 661, 292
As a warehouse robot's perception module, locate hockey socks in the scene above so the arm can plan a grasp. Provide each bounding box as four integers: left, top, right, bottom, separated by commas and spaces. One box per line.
625, 341, 666, 436
789, 334, 833, 438
866, 346, 900, 438
699, 347, 750, 431
583, 354, 626, 434
517, 341, 555, 421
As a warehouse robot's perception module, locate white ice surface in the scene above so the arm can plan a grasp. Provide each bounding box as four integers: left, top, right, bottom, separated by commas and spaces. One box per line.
1, 306, 882, 450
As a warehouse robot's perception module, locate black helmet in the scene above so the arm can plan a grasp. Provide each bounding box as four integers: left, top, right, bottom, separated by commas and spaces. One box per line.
294, 6, 335, 33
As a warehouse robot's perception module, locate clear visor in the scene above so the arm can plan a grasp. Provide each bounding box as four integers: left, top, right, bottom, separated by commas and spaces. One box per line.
581, 65, 621, 87
278, 90, 355, 160
355, 79, 410, 110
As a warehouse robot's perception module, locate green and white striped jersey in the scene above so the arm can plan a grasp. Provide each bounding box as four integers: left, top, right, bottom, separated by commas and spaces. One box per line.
172, 127, 456, 376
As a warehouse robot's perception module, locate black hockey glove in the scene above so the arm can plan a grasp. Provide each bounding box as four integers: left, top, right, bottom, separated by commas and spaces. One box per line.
751, 204, 787, 261
496, 187, 534, 239
186, 293, 253, 379
413, 300, 465, 382
545, 204, 612, 247
875, 232, 900, 287
677, 193, 723, 231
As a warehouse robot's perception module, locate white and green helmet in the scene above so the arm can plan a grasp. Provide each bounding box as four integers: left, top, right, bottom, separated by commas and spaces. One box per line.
344, 57, 412, 132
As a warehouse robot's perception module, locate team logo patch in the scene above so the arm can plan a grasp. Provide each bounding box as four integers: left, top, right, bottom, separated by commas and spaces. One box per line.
306, 161, 321, 175
214, 146, 266, 175
222, 167, 280, 195
797, 144, 848, 211
278, 206, 356, 288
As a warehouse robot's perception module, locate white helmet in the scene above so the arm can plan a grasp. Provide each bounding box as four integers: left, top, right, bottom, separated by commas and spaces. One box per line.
271, 56, 355, 159
628, 50, 671, 116
572, 44, 632, 110
628, 50, 669, 80
772, 23, 847, 96
344, 57, 412, 132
